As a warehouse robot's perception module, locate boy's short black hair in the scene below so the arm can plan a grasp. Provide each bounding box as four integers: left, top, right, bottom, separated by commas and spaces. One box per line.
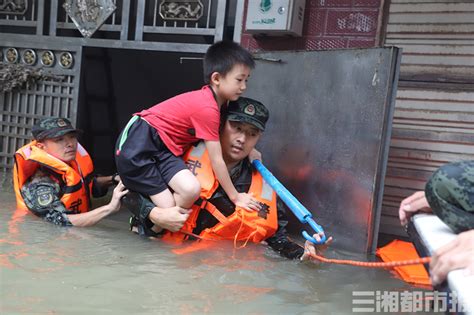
203, 41, 255, 84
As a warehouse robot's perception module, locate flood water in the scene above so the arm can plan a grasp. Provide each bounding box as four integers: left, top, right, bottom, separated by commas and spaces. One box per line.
1, 190, 431, 314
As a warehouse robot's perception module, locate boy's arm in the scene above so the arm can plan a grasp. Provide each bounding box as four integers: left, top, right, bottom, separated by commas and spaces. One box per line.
204, 140, 260, 211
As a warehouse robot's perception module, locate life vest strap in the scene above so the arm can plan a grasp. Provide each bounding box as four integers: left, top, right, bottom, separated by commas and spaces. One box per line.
62, 181, 84, 194
203, 201, 229, 225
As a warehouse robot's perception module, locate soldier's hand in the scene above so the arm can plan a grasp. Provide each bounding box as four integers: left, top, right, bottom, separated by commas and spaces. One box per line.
108, 181, 129, 212
301, 233, 333, 261
399, 191, 432, 226
149, 206, 191, 232
430, 230, 474, 285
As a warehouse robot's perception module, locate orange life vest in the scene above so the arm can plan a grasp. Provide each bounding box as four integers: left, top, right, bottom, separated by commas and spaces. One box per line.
164, 142, 278, 243
13, 141, 94, 213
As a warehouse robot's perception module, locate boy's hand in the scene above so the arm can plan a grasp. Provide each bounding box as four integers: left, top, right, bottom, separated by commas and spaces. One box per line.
249, 148, 262, 163
234, 192, 262, 211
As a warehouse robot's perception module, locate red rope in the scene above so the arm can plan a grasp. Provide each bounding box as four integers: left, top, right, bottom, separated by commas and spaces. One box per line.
309, 252, 431, 268
181, 232, 432, 269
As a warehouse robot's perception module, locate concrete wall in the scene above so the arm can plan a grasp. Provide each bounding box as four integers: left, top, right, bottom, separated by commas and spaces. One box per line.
240, 0, 383, 52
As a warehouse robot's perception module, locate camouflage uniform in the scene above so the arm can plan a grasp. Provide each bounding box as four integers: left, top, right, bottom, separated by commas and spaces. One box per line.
21, 169, 73, 226
20, 168, 108, 226
425, 160, 474, 233
124, 158, 305, 260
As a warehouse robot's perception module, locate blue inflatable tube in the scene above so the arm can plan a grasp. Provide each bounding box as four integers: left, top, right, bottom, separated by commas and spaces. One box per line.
252, 160, 327, 244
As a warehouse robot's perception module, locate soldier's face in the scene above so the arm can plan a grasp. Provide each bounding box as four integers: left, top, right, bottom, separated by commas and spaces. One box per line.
220, 120, 261, 164
38, 133, 78, 163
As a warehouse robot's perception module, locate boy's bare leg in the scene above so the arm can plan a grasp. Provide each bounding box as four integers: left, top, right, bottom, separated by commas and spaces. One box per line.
149, 188, 181, 233
150, 188, 176, 208
168, 169, 201, 208
144, 171, 200, 233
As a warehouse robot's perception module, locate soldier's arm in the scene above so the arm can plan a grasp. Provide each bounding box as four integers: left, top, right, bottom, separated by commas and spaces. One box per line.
66, 182, 128, 227
424, 160, 474, 233
21, 175, 72, 226
265, 198, 332, 260
265, 198, 305, 259
22, 173, 128, 227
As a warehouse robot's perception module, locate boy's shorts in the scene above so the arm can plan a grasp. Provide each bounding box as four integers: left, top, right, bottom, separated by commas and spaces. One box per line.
115, 117, 187, 196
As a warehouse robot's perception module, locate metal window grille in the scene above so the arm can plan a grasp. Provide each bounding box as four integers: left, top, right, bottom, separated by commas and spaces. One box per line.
50, 0, 130, 40
0, 45, 82, 173
0, 0, 44, 35
135, 0, 225, 41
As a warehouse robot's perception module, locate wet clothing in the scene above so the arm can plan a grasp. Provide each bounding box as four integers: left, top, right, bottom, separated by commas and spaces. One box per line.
19, 169, 107, 226
124, 154, 305, 260
14, 141, 94, 213
13, 142, 107, 226
137, 85, 220, 156
164, 143, 279, 243
186, 160, 305, 259
425, 160, 474, 233
115, 117, 188, 195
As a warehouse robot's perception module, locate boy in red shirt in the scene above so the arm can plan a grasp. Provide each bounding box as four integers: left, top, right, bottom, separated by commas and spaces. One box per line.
115, 41, 261, 233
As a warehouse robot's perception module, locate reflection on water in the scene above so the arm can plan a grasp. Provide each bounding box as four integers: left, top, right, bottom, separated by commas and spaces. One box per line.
0, 190, 429, 314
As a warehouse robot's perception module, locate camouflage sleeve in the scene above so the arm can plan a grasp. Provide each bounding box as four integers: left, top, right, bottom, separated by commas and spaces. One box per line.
265, 198, 305, 260
20, 173, 72, 226
425, 160, 474, 233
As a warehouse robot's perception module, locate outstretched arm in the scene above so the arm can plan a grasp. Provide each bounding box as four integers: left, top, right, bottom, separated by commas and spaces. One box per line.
22, 174, 128, 227
266, 199, 332, 260
68, 181, 128, 227
265, 199, 305, 259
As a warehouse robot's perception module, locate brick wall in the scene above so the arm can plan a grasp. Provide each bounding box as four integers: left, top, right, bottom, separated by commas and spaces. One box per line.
240, 0, 383, 52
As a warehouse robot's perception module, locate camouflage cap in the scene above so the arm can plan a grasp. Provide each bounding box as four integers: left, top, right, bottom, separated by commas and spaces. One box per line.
31, 117, 79, 140
225, 97, 269, 131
